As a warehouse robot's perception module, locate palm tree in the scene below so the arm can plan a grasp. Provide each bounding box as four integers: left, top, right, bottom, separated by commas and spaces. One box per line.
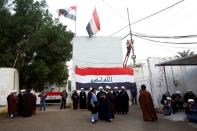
175, 49, 195, 58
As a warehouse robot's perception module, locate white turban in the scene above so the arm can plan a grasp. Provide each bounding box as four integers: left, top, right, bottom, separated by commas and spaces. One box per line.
176, 91, 181, 94
188, 99, 194, 103
114, 87, 118, 90
166, 97, 172, 100
105, 86, 111, 89
121, 86, 125, 89
98, 86, 103, 90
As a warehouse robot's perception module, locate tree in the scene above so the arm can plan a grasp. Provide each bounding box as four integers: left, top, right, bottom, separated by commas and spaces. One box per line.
175, 49, 195, 58
0, 0, 74, 90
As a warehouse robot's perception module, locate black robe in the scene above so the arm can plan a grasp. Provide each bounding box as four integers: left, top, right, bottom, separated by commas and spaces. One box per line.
87, 91, 92, 110
119, 90, 129, 114
97, 91, 108, 120
106, 91, 114, 119
79, 91, 87, 109
17, 93, 24, 116
23, 92, 34, 117
113, 90, 120, 113
72, 92, 79, 109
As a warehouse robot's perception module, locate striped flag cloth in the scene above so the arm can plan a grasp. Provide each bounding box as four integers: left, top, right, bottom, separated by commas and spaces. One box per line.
86, 8, 100, 37
75, 67, 135, 90
58, 6, 76, 21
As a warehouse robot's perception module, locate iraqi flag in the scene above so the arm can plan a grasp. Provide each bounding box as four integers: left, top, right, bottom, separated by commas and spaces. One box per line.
75, 67, 135, 90
86, 8, 100, 37
58, 6, 76, 21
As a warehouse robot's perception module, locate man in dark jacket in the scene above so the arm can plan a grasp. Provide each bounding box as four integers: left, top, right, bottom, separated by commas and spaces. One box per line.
60, 90, 68, 109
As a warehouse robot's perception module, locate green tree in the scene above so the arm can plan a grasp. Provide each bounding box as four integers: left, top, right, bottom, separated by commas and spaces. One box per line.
175, 49, 195, 58
0, 0, 74, 90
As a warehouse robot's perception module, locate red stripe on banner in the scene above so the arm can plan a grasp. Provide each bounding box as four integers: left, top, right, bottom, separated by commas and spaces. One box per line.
93, 8, 100, 30
46, 92, 61, 96
75, 67, 133, 76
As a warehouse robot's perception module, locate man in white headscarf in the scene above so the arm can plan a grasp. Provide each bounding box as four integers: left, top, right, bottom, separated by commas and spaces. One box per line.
119, 86, 129, 114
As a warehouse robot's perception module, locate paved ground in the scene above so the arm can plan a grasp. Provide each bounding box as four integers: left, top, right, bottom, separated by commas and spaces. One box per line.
0, 105, 197, 131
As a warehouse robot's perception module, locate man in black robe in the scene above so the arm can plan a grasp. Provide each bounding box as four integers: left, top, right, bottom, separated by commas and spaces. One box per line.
79, 88, 87, 109
87, 87, 92, 110
97, 86, 108, 120
71, 90, 79, 109
22, 89, 34, 117
31, 90, 37, 114
119, 86, 129, 114
17, 89, 25, 116
105, 86, 114, 121
112, 87, 120, 113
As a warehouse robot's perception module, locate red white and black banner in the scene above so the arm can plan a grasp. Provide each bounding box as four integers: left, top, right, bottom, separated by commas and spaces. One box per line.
75, 67, 135, 90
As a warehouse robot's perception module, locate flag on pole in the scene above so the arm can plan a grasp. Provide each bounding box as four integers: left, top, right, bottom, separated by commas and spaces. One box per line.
86, 8, 100, 37
58, 6, 77, 21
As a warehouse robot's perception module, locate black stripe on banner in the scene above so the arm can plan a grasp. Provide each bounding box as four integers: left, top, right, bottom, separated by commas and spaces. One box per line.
86, 23, 94, 37
76, 82, 136, 90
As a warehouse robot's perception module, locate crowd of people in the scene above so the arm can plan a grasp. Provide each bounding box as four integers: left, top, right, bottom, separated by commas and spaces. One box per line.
161, 90, 197, 122
71, 86, 130, 123
7, 89, 37, 118
6, 84, 158, 123
70, 84, 158, 123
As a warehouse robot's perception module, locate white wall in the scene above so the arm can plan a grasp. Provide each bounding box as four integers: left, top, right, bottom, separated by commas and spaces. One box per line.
134, 64, 151, 100
0, 68, 19, 106
71, 36, 123, 90
72, 36, 123, 68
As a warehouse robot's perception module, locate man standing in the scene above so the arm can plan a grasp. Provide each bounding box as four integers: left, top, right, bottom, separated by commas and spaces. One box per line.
89, 88, 98, 123
17, 89, 25, 116
71, 90, 79, 109
130, 85, 137, 105
22, 89, 34, 117
119, 86, 129, 114
31, 90, 37, 114
39, 90, 47, 111
7, 90, 18, 118
105, 86, 114, 121
112, 87, 120, 113
60, 90, 67, 109
139, 84, 157, 121
79, 88, 87, 109
97, 86, 107, 120
87, 87, 92, 110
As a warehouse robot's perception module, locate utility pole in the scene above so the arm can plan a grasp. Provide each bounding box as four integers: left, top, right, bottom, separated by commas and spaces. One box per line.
127, 8, 136, 67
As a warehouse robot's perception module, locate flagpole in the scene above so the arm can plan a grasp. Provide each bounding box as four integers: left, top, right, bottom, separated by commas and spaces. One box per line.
75, 7, 77, 36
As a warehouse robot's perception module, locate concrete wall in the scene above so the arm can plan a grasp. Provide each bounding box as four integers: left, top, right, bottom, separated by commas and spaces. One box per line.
134, 64, 151, 100
0, 68, 19, 106
72, 36, 123, 68
71, 36, 123, 90
0, 68, 19, 113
